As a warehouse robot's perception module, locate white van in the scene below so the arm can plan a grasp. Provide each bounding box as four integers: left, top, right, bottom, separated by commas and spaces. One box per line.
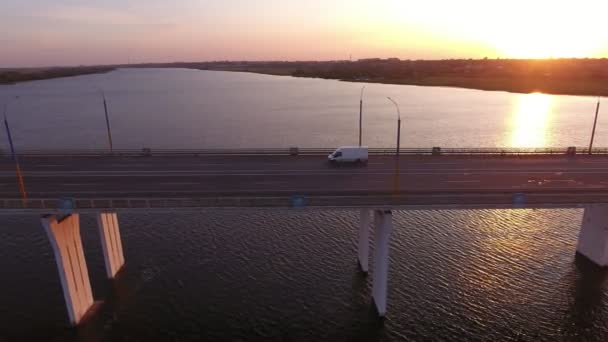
328, 146, 368, 164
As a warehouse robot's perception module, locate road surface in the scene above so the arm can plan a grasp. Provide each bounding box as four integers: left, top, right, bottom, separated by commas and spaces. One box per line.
2, 155, 608, 208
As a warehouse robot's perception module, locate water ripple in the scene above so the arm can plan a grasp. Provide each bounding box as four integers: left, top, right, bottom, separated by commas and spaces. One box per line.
0, 208, 607, 341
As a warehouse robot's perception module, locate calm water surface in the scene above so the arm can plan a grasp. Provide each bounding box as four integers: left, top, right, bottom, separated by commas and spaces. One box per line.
0, 70, 607, 341
0, 68, 604, 150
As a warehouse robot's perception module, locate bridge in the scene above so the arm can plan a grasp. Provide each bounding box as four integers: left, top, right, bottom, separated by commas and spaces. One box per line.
3, 147, 608, 325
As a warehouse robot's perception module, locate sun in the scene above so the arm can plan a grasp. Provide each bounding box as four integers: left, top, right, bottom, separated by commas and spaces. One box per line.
476, 1, 602, 58
494, 27, 596, 59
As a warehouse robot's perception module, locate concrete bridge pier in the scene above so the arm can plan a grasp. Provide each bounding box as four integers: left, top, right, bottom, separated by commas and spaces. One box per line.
97, 212, 125, 278
357, 209, 371, 273
372, 209, 393, 317
577, 204, 608, 266
42, 214, 94, 325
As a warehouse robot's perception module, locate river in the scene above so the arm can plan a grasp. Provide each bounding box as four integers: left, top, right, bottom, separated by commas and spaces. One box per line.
0, 69, 606, 341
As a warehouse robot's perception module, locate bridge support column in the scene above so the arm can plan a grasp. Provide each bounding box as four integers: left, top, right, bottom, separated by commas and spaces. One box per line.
358, 209, 371, 273
577, 205, 608, 266
97, 212, 125, 278
372, 210, 393, 317
42, 214, 94, 325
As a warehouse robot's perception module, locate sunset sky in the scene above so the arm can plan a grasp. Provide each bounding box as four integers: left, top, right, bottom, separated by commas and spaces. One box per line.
2, 0, 608, 67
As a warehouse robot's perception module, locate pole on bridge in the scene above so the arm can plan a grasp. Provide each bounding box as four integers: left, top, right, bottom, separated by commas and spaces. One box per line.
397, 117, 401, 160
101, 90, 114, 153
359, 86, 365, 146
589, 98, 601, 155
388, 97, 402, 193
2, 95, 27, 206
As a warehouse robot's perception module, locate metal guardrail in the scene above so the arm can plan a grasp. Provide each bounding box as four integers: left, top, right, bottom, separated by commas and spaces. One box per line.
2, 190, 608, 211
2, 147, 608, 158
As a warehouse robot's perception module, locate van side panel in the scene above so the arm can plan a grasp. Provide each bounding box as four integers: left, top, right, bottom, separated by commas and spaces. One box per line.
331, 146, 368, 163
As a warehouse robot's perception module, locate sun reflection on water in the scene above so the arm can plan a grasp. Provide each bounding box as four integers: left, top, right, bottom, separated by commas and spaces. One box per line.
510, 93, 553, 148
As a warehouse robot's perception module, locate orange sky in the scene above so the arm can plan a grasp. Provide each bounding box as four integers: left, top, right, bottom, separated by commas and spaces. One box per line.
1, 0, 608, 67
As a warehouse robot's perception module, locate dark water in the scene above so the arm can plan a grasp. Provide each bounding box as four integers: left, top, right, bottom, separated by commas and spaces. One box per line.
1, 208, 607, 341
1, 70, 608, 341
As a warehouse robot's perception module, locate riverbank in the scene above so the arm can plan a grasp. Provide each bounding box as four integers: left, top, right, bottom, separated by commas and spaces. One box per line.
198, 59, 608, 97
0, 66, 115, 85
4, 59, 608, 97
210, 68, 608, 97
338, 75, 608, 97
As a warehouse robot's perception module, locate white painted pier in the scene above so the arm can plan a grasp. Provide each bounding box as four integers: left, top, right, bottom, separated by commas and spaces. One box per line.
371, 209, 393, 317
42, 212, 124, 325
354, 205, 608, 317
577, 204, 608, 267
97, 212, 125, 278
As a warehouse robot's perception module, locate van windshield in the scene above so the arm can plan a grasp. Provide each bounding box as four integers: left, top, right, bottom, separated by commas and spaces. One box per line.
333, 152, 342, 157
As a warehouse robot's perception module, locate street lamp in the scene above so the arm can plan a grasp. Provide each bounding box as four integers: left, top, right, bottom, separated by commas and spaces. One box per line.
589, 97, 601, 155
387, 97, 402, 194
359, 86, 366, 146
100, 89, 114, 153
2, 95, 27, 205
387, 97, 401, 158
2, 95, 20, 159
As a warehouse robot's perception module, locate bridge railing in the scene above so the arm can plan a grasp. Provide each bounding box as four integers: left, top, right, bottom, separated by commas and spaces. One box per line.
2, 147, 608, 157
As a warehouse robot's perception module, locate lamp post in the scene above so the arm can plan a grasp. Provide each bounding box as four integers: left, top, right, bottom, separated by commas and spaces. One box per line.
2, 95, 27, 205
589, 98, 601, 155
387, 97, 401, 159
359, 86, 366, 146
387, 97, 402, 194
100, 90, 114, 153
2, 95, 19, 159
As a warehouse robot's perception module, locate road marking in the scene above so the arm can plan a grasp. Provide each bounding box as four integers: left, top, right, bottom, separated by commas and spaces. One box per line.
62, 183, 98, 186
107, 164, 150, 167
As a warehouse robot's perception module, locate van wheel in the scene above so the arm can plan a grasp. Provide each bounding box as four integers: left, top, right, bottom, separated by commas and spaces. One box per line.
356, 159, 361, 164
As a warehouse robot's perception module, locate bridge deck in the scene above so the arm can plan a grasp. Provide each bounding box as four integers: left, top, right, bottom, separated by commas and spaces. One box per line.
2, 155, 608, 210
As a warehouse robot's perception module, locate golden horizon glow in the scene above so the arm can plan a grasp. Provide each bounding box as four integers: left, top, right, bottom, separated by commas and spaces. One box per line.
487, 4, 600, 59
510, 93, 553, 148
2, 0, 608, 67
381, 0, 608, 59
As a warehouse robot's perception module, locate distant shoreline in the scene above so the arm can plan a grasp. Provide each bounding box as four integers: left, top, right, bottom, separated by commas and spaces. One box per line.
337, 75, 608, 97
3, 59, 608, 97
195, 59, 608, 97
0, 66, 115, 85
207, 68, 608, 97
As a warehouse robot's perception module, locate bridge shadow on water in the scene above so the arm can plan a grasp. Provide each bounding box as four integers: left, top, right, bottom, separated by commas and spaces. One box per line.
318, 265, 388, 342
560, 255, 608, 341
67, 267, 140, 342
